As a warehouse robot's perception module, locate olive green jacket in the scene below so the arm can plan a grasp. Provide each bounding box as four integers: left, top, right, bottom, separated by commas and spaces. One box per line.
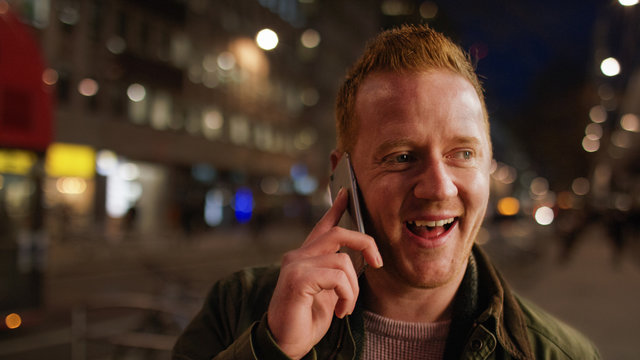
172, 246, 600, 359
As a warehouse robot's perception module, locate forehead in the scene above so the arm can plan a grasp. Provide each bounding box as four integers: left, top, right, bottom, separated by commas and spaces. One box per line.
353, 70, 488, 144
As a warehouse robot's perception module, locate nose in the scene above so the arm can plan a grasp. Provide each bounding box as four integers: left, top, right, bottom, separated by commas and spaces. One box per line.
412, 161, 458, 200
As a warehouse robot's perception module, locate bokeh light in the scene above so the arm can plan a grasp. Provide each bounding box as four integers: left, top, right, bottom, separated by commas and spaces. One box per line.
78, 78, 99, 96
589, 105, 607, 123
620, 113, 639, 132
534, 206, 554, 225
217, 52, 236, 71
557, 191, 575, 210
42, 68, 59, 86
585, 123, 603, 139
571, 177, 590, 196
611, 130, 632, 148
300, 29, 321, 48
419, 1, 438, 19
56, 177, 87, 195
497, 197, 520, 216
582, 136, 600, 152
127, 83, 146, 102
5, 313, 22, 329
530, 177, 549, 196
600, 57, 621, 77
106, 36, 126, 54
619, 0, 639, 6
256, 28, 278, 51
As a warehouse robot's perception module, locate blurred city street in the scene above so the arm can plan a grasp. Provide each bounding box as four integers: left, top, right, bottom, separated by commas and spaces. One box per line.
1, 221, 639, 359
1, 0, 640, 359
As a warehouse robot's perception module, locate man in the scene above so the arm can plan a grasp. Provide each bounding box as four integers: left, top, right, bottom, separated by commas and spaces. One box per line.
173, 24, 600, 360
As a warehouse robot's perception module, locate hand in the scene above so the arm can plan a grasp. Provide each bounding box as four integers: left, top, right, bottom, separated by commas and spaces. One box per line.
266, 188, 382, 359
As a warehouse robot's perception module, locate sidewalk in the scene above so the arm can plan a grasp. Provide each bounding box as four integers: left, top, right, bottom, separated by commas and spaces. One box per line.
3, 221, 639, 359
1, 222, 309, 359
486, 230, 640, 360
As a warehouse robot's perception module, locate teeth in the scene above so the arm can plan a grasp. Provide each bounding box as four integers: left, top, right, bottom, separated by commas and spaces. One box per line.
409, 218, 455, 227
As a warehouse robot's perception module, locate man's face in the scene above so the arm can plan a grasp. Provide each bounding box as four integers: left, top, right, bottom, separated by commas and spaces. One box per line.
351, 70, 491, 289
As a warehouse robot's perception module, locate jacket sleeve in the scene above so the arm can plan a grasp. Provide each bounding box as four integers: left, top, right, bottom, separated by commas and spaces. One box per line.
172, 266, 307, 360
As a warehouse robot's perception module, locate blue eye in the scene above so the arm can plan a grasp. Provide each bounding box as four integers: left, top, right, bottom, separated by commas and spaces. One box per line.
451, 150, 473, 160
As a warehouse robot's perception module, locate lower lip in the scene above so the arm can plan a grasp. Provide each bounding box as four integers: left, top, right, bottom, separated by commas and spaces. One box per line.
403, 220, 457, 249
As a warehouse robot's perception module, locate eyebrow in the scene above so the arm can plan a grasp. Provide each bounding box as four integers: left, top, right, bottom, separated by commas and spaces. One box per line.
374, 136, 483, 155
373, 138, 415, 157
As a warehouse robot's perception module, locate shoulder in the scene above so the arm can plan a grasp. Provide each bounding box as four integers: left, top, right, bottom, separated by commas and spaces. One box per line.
208, 264, 281, 311
514, 295, 601, 360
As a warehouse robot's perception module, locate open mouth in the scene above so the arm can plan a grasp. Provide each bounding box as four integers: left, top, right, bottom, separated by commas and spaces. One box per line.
406, 217, 457, 238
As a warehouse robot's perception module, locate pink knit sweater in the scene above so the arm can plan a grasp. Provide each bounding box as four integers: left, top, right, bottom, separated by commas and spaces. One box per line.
362, 310, 451, 360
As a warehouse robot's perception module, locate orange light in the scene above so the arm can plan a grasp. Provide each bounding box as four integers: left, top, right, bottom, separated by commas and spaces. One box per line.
5, 313, 22, 329
497, 197, 520, 216
557, 191, 574, 210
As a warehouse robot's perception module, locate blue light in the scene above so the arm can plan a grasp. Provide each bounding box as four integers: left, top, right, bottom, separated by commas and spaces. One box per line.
233, 187, 254, 223
290, 163, 308, 180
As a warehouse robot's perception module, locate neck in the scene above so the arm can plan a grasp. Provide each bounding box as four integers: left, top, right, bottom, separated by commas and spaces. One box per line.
362, 263, 466, 323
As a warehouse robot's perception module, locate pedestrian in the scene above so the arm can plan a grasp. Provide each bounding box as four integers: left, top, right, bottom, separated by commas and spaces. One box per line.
172, 24, 600, 359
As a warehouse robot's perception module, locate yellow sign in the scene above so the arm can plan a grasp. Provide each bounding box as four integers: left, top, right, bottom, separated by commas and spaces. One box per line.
0, 149, 37, 175
45, 143, 96, 178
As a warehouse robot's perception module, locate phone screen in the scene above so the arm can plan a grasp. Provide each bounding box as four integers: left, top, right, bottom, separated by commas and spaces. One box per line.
329, 153, 367, 275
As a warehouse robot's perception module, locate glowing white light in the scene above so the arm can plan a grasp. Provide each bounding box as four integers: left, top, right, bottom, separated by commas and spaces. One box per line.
619, 0, 639, 6
534, 206, 554, 225
56, 177, 87, 194
600, 57, 621, 77
256, 29, 279, 51
127, 83, 146, 102
96, 150, 119, 176
78, 78, 99, 96
205, 189, 224, 226
119, 163, 140, 181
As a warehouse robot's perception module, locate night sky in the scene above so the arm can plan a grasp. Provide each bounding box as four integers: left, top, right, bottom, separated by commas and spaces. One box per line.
432, 0, 605, 188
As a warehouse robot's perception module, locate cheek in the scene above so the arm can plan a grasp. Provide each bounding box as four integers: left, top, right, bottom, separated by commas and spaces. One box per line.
361, 178, 405, 224
459, 171, 490, 214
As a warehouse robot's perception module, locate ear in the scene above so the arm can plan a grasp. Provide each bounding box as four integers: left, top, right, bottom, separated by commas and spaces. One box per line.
330, 149, 343, 171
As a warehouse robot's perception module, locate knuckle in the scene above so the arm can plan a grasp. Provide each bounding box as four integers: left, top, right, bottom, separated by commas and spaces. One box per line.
327, 226, 345, 238
281, 250, 300, 265
336, 252, 352, 266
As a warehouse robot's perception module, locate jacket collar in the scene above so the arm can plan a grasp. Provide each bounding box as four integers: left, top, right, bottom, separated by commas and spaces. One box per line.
472, 245, 535, 360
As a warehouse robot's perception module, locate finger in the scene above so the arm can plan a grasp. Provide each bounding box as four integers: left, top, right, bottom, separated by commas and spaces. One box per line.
307, 267, 357, 318
280, 252, 360, 317
304, 227, 383, 269
303, 252, 360, 302
304, 188, 349, 244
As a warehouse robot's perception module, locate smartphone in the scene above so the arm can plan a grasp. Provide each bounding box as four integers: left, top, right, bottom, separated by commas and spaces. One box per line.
329, 153, 367, 275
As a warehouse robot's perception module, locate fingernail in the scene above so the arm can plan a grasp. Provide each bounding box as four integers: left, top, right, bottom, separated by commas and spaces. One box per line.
376, 254, 384, 268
